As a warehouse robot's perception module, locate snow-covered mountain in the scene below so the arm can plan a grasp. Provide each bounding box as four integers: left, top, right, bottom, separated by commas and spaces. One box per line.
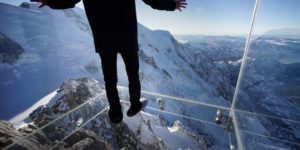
175, 35, 246, 62
1, 78, 208, 149
0, 2, 233, 119
234, 36, 300, 149
0, 2, 100, 121
263, 28, 300, 38
0, 2, 236, 149
176, 32, 300, 149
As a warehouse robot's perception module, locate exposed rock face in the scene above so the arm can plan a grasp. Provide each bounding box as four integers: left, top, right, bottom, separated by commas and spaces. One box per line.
29, 78, 105, 127
29, 106, 55, 127
114, 122, 160, 150
19, 2, 30, 9
82, 110, 164, 150
0, 120, 110, 150
58, 78, 104, 109
53, 129, 110, 150
17, 124, 38, 134
1, 120, 55, 150
0, 32, 24, 65
0, 120, 25, 149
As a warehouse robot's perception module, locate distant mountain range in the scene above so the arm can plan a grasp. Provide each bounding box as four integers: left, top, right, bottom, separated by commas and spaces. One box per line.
263, 28, 300, 37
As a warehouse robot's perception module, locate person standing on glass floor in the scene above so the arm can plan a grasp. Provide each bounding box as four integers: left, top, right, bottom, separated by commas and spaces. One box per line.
33, 0, 187, 124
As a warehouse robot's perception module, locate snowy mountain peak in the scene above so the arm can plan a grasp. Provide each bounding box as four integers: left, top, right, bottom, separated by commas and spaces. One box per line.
59, 78, 104, 102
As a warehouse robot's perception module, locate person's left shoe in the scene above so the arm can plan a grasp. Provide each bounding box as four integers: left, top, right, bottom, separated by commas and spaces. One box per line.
127, 98, 148, 117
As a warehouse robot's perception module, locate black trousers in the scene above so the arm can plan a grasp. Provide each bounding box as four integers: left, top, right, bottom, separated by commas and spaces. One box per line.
99, 49, 141, 111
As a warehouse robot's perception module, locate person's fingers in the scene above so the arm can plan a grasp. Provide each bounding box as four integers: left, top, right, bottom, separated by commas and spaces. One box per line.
181, 2, 188, 5
180, 2, 187, 6
176, 1, 187, 11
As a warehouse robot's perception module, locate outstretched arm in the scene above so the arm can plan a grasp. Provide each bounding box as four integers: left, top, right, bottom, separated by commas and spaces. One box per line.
31, 0, 80, 9
142, 0, 187, 11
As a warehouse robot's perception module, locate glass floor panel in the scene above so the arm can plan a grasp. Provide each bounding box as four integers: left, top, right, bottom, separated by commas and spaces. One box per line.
4, 88, 235, 150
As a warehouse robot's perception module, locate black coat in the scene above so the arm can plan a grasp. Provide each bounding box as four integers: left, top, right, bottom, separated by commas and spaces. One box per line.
47, 0, 176, 53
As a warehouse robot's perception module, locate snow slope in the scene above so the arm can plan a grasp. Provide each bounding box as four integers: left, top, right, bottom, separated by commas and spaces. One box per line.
8, 90, 59, 128
177, 33, 300, 149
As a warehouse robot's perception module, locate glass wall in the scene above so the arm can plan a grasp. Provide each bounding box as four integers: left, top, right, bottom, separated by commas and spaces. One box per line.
234, 0, 300, 149
135, 0, 256, 107
2, 0, 300, 149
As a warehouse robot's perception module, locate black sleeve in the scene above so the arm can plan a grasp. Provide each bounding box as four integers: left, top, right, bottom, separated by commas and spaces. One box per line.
46, 0, 81, 9
142, 0, 176, 11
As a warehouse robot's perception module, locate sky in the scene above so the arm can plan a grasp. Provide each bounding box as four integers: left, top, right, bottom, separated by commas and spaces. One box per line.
0, 0, 300, 35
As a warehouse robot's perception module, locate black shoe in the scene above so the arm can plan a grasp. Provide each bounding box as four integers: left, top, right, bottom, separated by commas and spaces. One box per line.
108, 108, 123, 124
127, 98, 148, 117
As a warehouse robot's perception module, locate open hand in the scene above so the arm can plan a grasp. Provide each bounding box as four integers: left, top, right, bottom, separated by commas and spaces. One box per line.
176, 0, 187, 11
31, 0, 47, 8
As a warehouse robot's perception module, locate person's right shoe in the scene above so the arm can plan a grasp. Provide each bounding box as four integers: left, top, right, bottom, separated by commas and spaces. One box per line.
108, 108, 123, 124
127, 98, 148, 117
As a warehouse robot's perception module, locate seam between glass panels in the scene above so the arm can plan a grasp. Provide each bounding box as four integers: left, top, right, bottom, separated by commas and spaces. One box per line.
230, 0, 261, 149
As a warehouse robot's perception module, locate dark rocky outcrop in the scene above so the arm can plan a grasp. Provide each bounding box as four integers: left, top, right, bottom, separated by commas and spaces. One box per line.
0, 32, 24, 65
0, 120, 25, 149
19, 2, 30, 9
29, 78, 105, 127
53, 129, 110, 150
